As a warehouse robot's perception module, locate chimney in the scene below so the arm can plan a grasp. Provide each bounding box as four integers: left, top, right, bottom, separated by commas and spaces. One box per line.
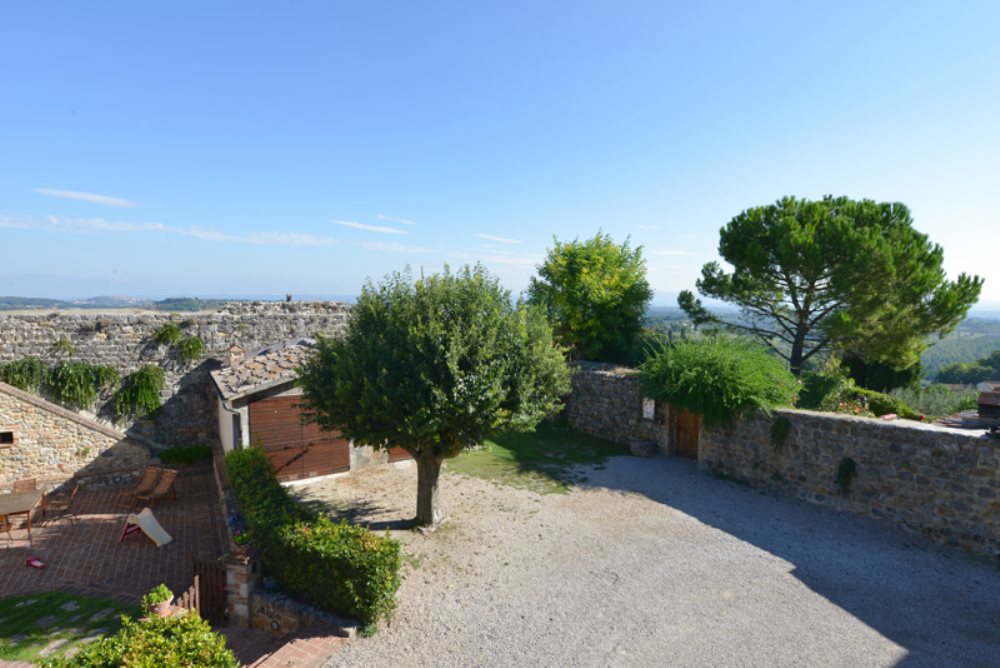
227, 343, 246, 368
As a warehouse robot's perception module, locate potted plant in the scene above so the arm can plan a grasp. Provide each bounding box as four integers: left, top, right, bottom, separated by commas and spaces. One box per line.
142, 584, 174, 618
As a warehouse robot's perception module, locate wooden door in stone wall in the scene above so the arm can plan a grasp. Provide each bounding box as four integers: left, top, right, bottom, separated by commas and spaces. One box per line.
675, 408, 700, 459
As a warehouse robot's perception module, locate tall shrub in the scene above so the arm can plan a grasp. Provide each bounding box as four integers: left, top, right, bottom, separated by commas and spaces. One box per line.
640, 337, 797, 428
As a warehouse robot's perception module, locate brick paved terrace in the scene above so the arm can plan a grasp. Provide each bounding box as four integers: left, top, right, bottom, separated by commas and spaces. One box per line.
0, 468, 228, 601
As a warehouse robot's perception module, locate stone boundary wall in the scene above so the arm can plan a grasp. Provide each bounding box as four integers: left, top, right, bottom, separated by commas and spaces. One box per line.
568, 366, 1000, 558
701, 409, 1000, 557
565, 363, 671, 454
0, 301, 350, 446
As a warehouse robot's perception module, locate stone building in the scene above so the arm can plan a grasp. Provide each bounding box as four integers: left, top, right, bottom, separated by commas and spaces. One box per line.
0, 381, 149, 491
210, 339, 410, 483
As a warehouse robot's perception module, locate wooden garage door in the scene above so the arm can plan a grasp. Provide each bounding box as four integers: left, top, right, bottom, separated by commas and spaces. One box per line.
388, 445, 412, 463
249, 395, 350, 481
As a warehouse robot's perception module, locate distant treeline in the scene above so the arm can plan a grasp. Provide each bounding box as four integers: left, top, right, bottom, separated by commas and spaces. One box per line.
0, 296, 227, 312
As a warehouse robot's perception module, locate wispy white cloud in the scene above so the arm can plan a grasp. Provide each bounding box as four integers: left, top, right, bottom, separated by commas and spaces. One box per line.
35, 216, 338, 246
376, 213, 416, 226
358, 240, 432, 253
638, 225, 659, 231
0, 215, 36, 229
333, 220, 408, 235
679, 233, 697, 239
478, 233, 523, 245
653, 250, 695, 256
34, 188, 136, 208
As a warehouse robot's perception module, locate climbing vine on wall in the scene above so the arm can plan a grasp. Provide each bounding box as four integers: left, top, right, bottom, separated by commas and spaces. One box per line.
46, 361, 120, 410
0, 357, 48, 391
115, 365, 165, 418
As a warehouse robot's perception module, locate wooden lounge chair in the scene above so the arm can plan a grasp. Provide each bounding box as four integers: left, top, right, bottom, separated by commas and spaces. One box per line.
13, 479, 36, 493
43, 484, 79, 525
134, 469, 178, 508
115, 466, 161, 510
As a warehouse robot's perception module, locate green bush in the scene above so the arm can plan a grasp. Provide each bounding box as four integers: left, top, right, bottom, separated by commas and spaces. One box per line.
225, 447, 401, 628
0, 357, 48, 391
796, 372, 922, 419
160, 444, 213, 465
639, 336, 797, 428
890, 384, 980, 419
43, 612, 237, 668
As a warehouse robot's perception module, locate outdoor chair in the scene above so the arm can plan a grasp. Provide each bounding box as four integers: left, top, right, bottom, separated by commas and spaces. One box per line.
134, 469, 178, 508
13, 479, 37, 493
42, 483, 79, 525
0, 515, 12, 547
115, 466, 161, 510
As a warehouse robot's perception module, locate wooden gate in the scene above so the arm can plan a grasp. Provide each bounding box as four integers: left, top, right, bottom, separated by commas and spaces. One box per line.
675, 408, 701, 459
192, 555, 228, 626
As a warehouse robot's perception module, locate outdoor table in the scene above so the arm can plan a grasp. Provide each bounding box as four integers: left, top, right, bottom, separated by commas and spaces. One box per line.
0, 490, 43, 534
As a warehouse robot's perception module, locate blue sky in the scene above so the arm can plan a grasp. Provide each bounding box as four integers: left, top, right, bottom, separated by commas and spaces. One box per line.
2, 1, 998, 306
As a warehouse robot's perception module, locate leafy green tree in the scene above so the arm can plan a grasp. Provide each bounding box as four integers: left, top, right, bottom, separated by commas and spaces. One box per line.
527, 232, 653, 362
639, 336, 797, 428
679, 196, 982, 375
937, 349, 1000, 384
298, 266, 570, 527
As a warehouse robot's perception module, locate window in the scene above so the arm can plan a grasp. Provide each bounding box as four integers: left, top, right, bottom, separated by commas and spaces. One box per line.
0, 431, 13, 446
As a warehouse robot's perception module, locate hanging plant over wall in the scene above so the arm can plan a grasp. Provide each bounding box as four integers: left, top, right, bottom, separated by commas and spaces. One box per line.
0, 357, 48, 391
47, 361, 120, 410
153, 322, 182, 346
177, 335, 205, 366
115, 365, 165, 418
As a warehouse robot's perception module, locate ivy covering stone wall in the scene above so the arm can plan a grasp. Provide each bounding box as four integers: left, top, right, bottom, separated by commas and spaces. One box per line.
0, 302, 350, 445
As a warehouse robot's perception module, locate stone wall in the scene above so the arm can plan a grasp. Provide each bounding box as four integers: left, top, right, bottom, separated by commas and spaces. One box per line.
0, 382, 149, 490
700, 409, 1000, 557
568, 365, 1000, 557
0, 301, 350, 447
565, 363, 672, 454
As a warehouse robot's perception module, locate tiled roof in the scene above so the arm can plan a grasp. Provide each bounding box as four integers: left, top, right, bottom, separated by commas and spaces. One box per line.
210, 339, 315, 401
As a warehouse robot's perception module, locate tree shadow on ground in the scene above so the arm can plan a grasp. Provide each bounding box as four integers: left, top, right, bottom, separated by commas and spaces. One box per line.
290, 492, 417, 531
578, 455, 1000, 668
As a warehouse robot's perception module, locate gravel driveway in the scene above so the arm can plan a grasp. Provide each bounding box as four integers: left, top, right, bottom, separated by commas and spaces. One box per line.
294, 455, 1000, 668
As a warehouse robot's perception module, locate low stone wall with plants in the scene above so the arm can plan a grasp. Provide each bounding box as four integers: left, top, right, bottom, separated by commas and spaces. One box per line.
0, 301, 350, 446
701, 409, 1000, 557
565, 363, 670, 453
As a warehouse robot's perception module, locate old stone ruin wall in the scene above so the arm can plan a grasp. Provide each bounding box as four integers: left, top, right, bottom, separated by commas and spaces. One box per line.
566, 366, 1000, 559
0, 301, 350, 447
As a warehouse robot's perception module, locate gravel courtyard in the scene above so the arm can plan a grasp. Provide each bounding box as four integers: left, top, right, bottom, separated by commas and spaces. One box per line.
294, 455, 1000, 668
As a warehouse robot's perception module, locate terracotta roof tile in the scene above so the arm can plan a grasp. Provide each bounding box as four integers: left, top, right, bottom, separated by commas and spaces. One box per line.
210, 339, 315, 400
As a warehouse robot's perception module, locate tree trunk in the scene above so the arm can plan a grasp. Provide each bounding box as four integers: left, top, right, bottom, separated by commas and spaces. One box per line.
415, 450, 444, 527
789, 322, 808, 376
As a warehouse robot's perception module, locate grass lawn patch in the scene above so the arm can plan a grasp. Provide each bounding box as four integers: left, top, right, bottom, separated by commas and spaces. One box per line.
0, 591, 138, 663
445, 423, 628, 494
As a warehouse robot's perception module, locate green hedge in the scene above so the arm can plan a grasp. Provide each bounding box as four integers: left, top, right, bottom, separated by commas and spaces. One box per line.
225, 447, 401, 629
159, 444, 213, 465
